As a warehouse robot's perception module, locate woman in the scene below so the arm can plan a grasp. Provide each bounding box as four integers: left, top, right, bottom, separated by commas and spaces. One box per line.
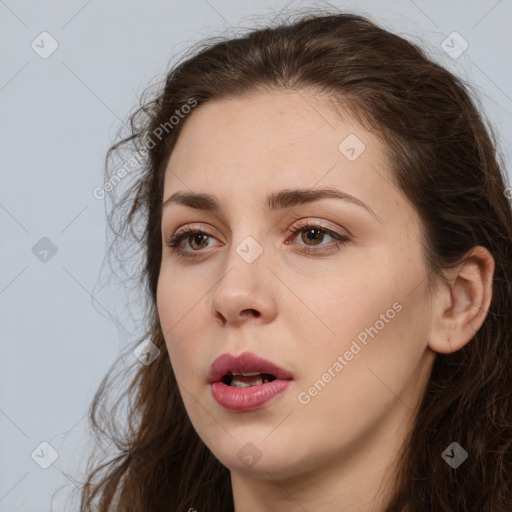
80, 9, 512, 512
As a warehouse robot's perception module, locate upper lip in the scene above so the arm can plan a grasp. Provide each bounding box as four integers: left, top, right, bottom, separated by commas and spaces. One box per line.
208, 351, 294, 383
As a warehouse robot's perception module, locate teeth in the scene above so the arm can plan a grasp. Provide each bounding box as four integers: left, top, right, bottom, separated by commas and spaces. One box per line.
228, 373, 276, 387
231, 376, 264, 388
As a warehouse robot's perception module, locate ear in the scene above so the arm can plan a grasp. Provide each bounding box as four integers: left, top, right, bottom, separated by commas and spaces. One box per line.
428, 246, 495, 354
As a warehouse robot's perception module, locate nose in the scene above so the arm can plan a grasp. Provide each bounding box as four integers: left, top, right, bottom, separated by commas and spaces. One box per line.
210, 242, 278, 327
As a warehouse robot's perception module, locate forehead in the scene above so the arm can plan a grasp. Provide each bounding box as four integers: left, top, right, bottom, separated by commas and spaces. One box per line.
168, 89, 364, 165
162, 89, 408, 224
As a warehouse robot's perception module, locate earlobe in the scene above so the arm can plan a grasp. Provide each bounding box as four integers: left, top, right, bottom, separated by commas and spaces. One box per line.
428, 246, 495, 355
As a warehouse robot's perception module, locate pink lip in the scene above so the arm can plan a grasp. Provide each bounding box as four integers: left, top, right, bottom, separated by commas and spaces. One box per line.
208, 351, 293, 412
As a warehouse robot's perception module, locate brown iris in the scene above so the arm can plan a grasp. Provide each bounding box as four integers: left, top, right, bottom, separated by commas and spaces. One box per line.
301, 227, 325, 245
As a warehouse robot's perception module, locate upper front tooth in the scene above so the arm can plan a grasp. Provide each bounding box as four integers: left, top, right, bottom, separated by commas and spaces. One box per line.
233, 371, 261, 377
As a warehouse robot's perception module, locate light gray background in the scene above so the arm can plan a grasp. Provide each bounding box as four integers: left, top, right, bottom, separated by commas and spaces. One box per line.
1, 0, 511, 510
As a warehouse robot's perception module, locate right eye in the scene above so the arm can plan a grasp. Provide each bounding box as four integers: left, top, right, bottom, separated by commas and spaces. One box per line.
165, 226, 221, 256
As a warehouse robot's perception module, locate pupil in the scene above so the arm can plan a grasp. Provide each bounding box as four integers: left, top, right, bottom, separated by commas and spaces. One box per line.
191, 234, 208, 249
303, 228, 323, 245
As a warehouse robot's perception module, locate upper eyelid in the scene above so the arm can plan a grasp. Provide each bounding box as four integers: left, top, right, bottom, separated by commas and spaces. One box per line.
169, 222, 346, 242
169, 216, 350, 235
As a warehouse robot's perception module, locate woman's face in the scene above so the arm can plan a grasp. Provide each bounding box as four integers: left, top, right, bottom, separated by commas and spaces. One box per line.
157, 89, 437, 480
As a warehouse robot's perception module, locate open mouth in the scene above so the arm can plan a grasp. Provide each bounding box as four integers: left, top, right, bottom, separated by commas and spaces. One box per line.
209, 352, 293, 411
221, 372, 277, 388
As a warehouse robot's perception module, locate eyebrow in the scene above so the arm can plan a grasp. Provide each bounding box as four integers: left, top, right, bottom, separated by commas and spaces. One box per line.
162, 188, 380, 221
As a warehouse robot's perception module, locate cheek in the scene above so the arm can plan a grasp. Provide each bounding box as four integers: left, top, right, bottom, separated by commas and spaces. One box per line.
156, 271, 211, 379
298, 283, 430, 418
156, 275, 185, 360
292, 301, 420, 442
293, 251, 427, 388
292, 263, 390, 350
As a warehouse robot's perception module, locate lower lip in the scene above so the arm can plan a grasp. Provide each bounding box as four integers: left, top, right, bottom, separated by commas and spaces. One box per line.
211, 379, 292, 411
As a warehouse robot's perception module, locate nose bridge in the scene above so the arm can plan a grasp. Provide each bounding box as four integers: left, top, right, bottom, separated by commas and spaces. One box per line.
222, 211, 268, 271
214, 231, 267, 296
210, 228, 275, 323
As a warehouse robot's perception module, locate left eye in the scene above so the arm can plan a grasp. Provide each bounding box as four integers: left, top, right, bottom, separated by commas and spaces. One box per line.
287, 223, 349, 248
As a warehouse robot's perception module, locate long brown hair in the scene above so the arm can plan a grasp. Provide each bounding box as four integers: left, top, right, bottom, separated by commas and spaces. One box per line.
78, 8, 512, 511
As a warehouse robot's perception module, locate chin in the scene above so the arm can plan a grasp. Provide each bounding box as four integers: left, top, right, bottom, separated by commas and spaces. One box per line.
206, 434, 309, 480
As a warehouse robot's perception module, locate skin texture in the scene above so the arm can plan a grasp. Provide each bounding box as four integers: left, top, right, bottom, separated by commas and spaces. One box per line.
156, 89, 494, 511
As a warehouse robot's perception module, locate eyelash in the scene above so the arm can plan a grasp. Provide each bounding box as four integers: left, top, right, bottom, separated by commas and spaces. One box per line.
164, 222, 350, 259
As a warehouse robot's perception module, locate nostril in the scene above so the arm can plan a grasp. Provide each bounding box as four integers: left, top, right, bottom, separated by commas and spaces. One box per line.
241, 309, 260, 318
